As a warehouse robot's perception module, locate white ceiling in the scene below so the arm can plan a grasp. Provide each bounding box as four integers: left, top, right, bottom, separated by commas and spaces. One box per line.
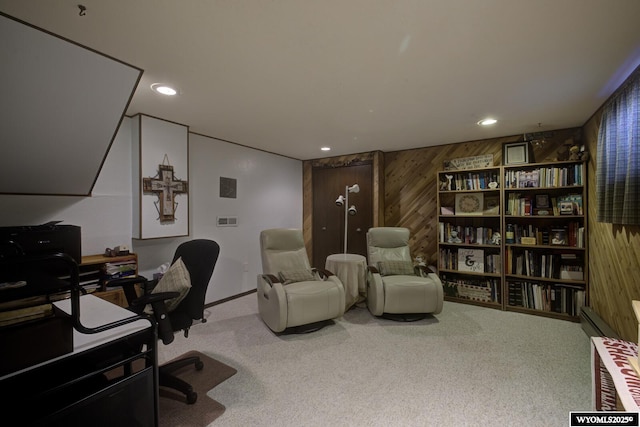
2, 1, 640, 160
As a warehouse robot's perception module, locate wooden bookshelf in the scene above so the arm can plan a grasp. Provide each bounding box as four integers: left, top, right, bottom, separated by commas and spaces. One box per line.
436, 166, 503, 309
436, 159, 588, 321
79, 253, 138, 307
502, 160, 587, 321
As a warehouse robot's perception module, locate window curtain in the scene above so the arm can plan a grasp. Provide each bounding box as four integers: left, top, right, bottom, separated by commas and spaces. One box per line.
596, 72, 640, 224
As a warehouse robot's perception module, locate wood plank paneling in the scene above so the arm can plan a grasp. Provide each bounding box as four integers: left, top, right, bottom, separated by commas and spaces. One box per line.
383, 130, 578, 265
303, 151, 383, 262
584, 109, 640, 342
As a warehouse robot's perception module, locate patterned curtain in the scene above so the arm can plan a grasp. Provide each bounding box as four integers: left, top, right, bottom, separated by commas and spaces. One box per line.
596, 72, 640, 224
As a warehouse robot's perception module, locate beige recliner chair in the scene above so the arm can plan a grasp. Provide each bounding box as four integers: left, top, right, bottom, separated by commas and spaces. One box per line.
257, 228, 346, 333
366, 227, 443, 320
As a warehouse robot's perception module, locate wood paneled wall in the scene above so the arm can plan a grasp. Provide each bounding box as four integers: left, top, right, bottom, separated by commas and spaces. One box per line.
383, 129, 578, 265
303, 129, 579, 266
302, 151, 384, 261
584, 109, 640, 342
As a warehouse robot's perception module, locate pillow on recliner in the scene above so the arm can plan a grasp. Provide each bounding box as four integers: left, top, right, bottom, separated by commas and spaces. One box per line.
279, 269, 315, 285
144, 257, 191, 313
377, 260, 415, 276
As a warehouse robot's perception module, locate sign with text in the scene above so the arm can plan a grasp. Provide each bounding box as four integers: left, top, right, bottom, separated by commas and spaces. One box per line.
443, 154, 494, 171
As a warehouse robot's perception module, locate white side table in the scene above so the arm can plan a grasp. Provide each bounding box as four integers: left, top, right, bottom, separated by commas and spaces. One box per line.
325, 253, 367, 310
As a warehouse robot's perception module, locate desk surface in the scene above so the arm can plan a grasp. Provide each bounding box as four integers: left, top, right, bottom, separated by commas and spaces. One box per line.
1, 295, 151, 380
55, 294, 152, 353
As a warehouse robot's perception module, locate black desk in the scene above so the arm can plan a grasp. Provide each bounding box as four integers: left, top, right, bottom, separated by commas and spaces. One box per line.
0, 295, 158, 426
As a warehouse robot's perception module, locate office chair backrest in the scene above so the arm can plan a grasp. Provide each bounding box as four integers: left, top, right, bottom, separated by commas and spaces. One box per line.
367, 227, 412, 266
171, 239, 220, 323
260, 228, 311, 275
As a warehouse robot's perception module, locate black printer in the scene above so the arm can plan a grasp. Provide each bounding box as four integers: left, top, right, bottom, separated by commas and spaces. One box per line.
0, 222, 81, 264
0, 222, 82, 301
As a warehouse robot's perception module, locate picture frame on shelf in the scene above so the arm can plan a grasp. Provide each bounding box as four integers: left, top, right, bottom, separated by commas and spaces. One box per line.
534, 194, 551, 216
551, 228, 568, 245
457, 248, 485, 273
503, 141, 532, 165
440, 206, 455, 215
455, 193, 484, 216
483, 195, 500, 215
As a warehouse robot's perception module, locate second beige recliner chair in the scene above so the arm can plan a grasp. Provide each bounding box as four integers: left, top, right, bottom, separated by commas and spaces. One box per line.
366, 227, 444, 320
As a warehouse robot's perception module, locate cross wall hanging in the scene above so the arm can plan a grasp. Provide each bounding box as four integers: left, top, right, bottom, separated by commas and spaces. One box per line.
143, 154, 188, 223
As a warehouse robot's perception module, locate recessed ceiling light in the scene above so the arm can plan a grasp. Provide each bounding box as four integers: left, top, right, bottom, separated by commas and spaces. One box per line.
151, 83, 177, 96
477, 118, 497, 126
321, 147, 331, 151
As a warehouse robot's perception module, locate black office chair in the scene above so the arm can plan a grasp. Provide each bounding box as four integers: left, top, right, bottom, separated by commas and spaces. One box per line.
115, 239, 220, 404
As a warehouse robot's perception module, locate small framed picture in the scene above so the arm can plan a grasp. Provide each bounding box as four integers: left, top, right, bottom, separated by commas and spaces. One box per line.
551, 228, 568, 245
503, 142, 531, 165
535, 194, 550, 208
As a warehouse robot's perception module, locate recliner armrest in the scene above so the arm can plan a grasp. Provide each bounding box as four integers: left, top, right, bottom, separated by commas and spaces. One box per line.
261, 274, 281, 286
313, 268, 334, 279
415, 265, 437, 277
367, 265, 380, 274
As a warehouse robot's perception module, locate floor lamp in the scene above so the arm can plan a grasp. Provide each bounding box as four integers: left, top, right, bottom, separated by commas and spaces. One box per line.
335, 184, 359, 253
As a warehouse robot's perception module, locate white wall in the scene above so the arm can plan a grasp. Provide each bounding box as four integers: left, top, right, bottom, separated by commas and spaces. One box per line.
0, 117, 303, 304
133, 133, 303, 302
0, 118, 134, 254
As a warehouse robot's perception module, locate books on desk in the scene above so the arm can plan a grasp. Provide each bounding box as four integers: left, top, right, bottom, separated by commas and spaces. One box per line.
0, 303, 54, 327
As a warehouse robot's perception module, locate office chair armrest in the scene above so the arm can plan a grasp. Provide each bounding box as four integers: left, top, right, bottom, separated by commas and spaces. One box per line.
130, 291, 180, 345
108, 275, 155, 306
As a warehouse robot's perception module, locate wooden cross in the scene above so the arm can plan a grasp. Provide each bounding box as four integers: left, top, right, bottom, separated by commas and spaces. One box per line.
143, 164, 188, 223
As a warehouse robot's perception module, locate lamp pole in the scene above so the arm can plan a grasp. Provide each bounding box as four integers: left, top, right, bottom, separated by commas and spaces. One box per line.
342, 184, 359, 254
343, 185, 349, 254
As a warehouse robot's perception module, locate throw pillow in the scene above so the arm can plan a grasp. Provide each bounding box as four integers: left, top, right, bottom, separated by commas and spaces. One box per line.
278, 269, 315, 285
144, 257, 191, 314
377, 260, 415, 276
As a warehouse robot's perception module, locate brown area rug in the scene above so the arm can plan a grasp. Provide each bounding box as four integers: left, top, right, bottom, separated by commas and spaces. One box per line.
159, 350, 237, 426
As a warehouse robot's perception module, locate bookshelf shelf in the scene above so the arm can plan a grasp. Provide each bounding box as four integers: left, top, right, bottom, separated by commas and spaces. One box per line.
437, 159, 587, 321
79, 253, 138, 307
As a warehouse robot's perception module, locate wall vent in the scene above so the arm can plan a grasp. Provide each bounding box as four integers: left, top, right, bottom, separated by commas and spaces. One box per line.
217, 216, 238, 227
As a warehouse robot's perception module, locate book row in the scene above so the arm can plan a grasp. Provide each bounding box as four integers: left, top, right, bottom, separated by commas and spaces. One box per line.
505, 193, 583, 217
438, 223, 500, 245
441, 275, 500, 303
507, 281, 585, 316
505, 164, 584, 189
505, 222, 585, 247
439, 248, 502, 274
505, 248, 584, 280
439, 170, 500, 191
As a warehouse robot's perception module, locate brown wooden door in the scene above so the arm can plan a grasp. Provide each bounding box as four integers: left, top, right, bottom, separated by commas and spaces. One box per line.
312, 164, 372, 267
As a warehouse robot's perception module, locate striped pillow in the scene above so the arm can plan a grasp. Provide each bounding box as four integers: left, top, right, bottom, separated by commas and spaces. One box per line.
278, 269, 315, 285
377, 260, 414, 276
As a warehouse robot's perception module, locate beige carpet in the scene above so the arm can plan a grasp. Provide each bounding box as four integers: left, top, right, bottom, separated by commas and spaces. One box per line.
159, 350, 237, 427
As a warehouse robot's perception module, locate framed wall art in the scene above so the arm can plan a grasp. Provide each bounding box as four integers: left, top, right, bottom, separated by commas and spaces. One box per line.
503, 142, 532, 165
455, 192, 484, 216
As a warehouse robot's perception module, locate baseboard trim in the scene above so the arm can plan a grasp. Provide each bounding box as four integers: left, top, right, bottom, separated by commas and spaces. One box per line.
205, 289, 256, 308
580, 306, 619, 338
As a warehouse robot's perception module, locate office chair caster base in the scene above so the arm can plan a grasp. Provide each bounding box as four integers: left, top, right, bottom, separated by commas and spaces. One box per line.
186, 391, 198, 404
